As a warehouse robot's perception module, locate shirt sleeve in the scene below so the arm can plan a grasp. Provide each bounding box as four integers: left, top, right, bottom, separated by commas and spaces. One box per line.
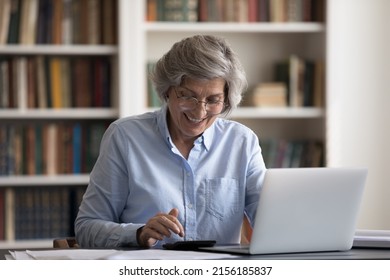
74, 123, 143, 248
244, 131, 267, 227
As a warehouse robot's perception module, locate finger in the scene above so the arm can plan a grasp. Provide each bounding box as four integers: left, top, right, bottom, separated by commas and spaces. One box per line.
138, 226, 161, 248
167, 208, 185, 237
154, 215, 180, 237
147, 216, 174, 237
169, 208, 179, 217
150, 214, 181, 237
143, 224, 164, 240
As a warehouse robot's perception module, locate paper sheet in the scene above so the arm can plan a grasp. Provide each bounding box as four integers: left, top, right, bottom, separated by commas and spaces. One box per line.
7, 249, 237, 260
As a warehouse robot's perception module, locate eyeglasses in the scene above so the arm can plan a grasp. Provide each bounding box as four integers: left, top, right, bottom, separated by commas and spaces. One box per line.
174, 86, 226, 115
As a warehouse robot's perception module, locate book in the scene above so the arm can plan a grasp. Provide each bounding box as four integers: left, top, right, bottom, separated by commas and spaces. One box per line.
288, 54, 304, 107
93, 58, 103, 107
5, 188, 15, 241
25, 124, 36, 175
44, 56, 52, 107
72, 122, 82, 174
101, 58, 111, 107
0, 58, 9, 108
79, 0, 89, 44
235, 0, 249, 22
7, 0, 21, 44
287, 0, 303, 22
274, 60, 290, 105
50, 57, 63, 108
34, 125, 43, 175
313, 60, 324, 107
146, 0, 158, 21
44, 123, 58, 175
16, 57, 28, 109
248, 82, 287, 107
258, 0, 270, 22
269, 0, 286, 22
62, 0, 73, 44
36, 56, 48, 108
26, 57, 37, 108
71, 0, 81, 44
223, 0, 235, 22
87, 0, 100, 44
0, 125, 7, 175
13, 125, 23, 175
19, 0, 39, 44
0, 0, 11, 44
36, 0, 52, 44
101, 0, 117, 44
248, 0, 259, 22
73, 58, 91, 107
7, 58, 16, 108
52, 0, 64, 44
0, 188, 4, 240
60, 58, 72, 107
303, 60, 315, 106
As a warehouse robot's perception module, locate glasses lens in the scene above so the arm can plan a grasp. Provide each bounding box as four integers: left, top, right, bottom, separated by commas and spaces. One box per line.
181, 99, 223, 114
176, 87, 225, 114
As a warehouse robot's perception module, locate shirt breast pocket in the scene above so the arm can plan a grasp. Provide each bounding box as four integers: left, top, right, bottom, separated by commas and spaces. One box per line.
205, 178, 240, 221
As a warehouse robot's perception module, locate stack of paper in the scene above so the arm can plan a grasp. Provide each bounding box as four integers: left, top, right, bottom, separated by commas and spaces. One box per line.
7, 249, 238, 260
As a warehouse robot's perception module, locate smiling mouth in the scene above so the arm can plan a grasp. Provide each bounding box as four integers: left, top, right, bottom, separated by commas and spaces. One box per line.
185, 114, 205, 124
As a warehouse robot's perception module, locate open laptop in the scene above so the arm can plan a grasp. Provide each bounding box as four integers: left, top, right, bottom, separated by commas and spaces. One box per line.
202, 167, 367, 255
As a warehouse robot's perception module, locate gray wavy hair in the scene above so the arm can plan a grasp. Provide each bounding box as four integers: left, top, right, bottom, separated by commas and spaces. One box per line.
149, 35, 247, 114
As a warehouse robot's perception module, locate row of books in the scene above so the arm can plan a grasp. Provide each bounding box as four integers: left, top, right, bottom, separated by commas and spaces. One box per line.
261, 139, 324, 168
146, 0, 324, 23
242, 56, 324, 108
0, 0, 117, 45
0, 56, 112, 109
0, 121, 108, 176
0, 186, 85, 241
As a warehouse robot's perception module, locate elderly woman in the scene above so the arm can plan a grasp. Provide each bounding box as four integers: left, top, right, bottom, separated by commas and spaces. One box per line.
75, 35, 266, 248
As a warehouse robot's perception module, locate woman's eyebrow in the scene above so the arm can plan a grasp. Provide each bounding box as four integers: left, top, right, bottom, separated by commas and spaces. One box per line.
181, 86, 224, 97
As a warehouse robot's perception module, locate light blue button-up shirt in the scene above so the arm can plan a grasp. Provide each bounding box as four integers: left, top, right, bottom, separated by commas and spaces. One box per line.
75, 106, 266, 247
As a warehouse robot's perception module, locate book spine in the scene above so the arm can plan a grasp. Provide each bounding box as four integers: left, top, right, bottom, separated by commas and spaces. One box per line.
5, 188, 15, 241
0, 188, 5, 240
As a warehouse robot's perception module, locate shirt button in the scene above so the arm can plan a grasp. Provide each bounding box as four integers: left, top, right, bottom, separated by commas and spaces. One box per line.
186, 172, 191, 176
188, 203, 193, 209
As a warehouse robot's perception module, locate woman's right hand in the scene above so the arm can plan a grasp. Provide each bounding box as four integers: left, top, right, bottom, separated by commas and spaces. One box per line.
137, 208, 185, 248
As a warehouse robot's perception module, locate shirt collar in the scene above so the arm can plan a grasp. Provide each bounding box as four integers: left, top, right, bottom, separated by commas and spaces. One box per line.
156, 105, 215, 151
157, 105, 172, 148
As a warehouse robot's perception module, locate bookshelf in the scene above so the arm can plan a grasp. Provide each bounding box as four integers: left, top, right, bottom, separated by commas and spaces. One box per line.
0, 0, 119, 248
0, 0, 327, 248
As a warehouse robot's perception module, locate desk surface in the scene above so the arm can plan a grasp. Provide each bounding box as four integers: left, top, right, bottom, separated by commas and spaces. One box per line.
2, 247, 390, 260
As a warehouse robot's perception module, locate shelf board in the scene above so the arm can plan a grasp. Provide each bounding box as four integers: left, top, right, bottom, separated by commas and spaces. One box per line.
0, 239, 53, 249
0, 45, 118, 55
230, 107, 325, 119
0, 174, 90, 187
145, 22, 325, 33
145, 106, 324, 119
0, 108, 119, 119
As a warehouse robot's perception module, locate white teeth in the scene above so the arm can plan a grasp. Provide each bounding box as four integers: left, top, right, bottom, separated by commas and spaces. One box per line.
187, 116, 203, 123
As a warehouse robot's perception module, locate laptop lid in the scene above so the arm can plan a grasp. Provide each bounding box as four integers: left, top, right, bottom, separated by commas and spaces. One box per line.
247, 167, 367, 254
202, 167, 367, 255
